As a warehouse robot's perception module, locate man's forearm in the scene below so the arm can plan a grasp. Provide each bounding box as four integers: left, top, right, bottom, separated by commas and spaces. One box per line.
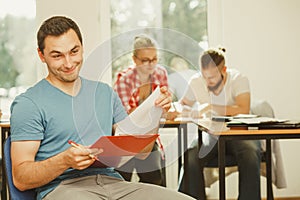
13, 152, 69, 191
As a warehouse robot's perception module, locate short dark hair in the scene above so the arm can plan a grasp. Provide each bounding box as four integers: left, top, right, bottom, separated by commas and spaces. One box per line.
37, 16, 83, 54
200, 47, 226, 69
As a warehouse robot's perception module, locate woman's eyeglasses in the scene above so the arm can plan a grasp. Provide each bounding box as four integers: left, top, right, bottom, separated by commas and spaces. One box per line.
135, 56, 158, 65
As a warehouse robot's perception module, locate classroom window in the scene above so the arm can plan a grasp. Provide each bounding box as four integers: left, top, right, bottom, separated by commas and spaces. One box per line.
110, 0, 208, 82
0, 0, 37, 117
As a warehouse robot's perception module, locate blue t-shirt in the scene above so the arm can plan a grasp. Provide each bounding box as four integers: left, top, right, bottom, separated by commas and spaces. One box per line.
10, 77, 127, 199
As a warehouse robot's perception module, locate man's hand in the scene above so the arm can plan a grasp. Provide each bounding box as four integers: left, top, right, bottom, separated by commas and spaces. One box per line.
155, 86, 172, 113
64, 144, 102, 170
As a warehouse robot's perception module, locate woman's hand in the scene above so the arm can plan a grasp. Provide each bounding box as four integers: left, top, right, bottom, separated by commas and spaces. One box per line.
155, 86, 172, 113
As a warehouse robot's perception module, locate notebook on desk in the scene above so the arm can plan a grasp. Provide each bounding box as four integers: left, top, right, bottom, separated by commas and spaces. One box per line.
227, 120, 300, 129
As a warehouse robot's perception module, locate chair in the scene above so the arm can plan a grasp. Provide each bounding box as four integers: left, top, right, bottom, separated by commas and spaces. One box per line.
3, 136, 36, 200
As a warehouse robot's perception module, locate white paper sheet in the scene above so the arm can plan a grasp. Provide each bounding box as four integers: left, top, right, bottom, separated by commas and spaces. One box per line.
233, 117, 287, 124
115, 87, 162, 135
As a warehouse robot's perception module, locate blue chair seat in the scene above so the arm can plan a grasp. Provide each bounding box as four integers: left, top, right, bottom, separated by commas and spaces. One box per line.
3, 136, 36, 200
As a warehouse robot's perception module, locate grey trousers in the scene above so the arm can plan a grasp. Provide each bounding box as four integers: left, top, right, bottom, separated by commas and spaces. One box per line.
44, 174, 195, 200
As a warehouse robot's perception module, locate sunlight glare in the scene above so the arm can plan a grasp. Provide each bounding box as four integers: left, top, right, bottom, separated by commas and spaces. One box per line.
0, 0, 36, 18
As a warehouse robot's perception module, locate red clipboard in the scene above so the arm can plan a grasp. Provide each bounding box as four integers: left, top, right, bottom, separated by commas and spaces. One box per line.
90, 134, 159, 168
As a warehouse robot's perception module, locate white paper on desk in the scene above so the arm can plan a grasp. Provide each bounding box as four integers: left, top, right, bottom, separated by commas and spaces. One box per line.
174, 117, 193, 122
115, 87, 162, 135
233, 117, 287, 124
233, 114, 258, 119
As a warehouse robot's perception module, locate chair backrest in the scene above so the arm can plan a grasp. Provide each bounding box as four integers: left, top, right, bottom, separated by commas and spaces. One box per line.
3, 136, 36, 200
250, 99, 275, 118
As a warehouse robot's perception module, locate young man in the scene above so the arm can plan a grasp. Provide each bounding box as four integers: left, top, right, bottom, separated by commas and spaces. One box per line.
113, 35, 168, 186
10, 16, 194, 200
178, 47, 261, 200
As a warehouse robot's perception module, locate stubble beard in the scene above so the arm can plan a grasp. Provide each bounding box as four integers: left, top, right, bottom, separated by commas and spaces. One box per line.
207, 75, 224, 92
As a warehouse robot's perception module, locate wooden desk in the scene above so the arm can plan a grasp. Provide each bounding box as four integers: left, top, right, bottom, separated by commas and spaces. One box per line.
197, 122, 300, 200
1, 122, 10, 200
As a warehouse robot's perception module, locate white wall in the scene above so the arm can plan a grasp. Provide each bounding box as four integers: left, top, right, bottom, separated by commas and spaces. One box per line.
208, 0, 300, 198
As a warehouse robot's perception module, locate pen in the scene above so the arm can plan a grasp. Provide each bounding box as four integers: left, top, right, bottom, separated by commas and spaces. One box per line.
172, 102, 177, 112
68, 140, 99, 161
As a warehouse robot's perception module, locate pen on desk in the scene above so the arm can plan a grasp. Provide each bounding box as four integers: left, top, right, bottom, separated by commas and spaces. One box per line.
68, 140, 99, 161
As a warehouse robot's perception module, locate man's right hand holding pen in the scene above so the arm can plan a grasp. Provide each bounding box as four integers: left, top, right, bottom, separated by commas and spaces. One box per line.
66, 140, 103, 170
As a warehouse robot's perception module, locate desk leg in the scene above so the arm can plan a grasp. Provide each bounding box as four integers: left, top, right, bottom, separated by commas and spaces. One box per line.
266, 139, 274, 200
177, 126, 182, 178
178, 124, 189, 191
1, 127, 9, 200
197, 130, 203, 194
218, 137, 226, 200
182, 124, 188, 190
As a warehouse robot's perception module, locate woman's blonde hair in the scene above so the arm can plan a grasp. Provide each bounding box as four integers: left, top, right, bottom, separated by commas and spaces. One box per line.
133, 34, 157, 56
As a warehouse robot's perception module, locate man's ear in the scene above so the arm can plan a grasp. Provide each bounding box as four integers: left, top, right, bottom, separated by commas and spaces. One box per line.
37, 48, 46, 63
